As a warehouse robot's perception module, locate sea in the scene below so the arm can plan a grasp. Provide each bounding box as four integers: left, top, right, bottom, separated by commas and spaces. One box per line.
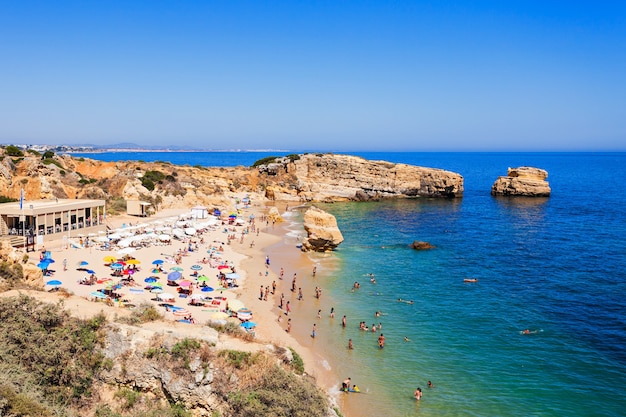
72, 151, 626, 417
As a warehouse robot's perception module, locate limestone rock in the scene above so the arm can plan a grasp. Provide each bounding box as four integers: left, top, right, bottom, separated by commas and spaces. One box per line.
410, 241, 435, 250
259, 153, 464, 201
301, 206, 344, 252
491, 167, 551, 197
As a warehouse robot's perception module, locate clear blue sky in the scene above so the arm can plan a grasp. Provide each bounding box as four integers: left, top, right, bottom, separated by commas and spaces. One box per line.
1, 1, 625, 151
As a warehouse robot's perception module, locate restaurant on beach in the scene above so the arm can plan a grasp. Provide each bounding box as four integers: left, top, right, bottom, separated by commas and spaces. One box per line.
0, 198, 106, 247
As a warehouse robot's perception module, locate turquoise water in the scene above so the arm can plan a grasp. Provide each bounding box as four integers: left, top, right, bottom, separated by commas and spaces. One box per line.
76, 151, 626, 416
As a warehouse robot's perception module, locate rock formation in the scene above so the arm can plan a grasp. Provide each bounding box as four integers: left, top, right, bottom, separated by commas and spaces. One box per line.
0, 241, 43, 290
410, 241, 435, 250
301, 206, 344, 252
491, 167, 551, 197
0, 150, 464, 211
259, 153, 464, 201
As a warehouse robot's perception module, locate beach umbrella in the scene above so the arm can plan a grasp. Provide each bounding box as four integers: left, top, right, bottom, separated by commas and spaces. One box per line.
46, 280, 62, 286
201, 286, 214, 292
152, 259, 164, 265
190, 264, 202, 271
226, 273, 240, 279
184, 227, 197, 236
240, 321, 256, 329
78, 261, 89, 266
210, 312, 229, 320
158, 292, 176, 301
196, 275, 209, 282
167, 271, 182, 281
117, 247, 136, 255
90, 291, 108, 299
37, 261, 51, 270
103, 256, 117, 263
144, 277, 158, 283
178, 280, 192, 287
150, 287, 164, 293
170, 266, 184, 272
173, 309, 191, 317
110, 263, 124, 270
158, 234, 171, 241
86, 269, 96, 275
97, 236, 110, 243
228, 299, 245, 311
43, 257, 55, 263
217, 265, 230, 270
152, 282, 163, 287
189, 294, 204, 300
126, 259, 141, 265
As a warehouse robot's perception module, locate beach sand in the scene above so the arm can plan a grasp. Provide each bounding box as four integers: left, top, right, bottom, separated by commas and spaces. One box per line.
2, 198, 357, 416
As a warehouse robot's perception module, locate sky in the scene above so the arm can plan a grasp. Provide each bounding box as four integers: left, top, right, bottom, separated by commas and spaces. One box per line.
1, 1, 625, 152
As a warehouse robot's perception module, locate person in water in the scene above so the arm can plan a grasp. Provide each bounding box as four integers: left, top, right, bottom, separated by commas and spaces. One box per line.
414, 387, 422, 400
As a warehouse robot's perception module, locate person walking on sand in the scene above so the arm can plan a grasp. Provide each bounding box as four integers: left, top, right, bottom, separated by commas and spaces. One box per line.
271, 280, 276, 294
285, 301, 291, 316
63, 258, 67, 271
317, 309, 322, 319
286, 318, 291, 333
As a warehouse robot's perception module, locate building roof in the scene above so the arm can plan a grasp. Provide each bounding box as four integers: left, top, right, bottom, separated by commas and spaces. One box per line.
0, 199, 105, 216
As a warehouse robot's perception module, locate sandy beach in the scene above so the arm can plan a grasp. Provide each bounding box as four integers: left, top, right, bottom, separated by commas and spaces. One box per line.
4, 196, 353, 415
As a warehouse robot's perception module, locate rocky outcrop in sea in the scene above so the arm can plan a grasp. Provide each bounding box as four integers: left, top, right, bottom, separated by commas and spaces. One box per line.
491, 167, 551, 197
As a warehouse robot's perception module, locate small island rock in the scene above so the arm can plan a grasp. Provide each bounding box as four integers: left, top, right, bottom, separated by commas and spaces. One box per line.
301, 206, 344, 252
410, 241, 435, 250
491, 167, 551, 197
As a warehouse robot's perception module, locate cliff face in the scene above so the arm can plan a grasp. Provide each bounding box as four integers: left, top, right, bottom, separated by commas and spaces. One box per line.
491, 167, 551, 197
0, 151, 464, 209
261, 153, 464, 201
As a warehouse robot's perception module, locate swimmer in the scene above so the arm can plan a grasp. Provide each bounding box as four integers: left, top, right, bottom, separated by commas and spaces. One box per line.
414, 387, 422, 400
398, 298, 415, 304
427, 381, 434, 388
404, 336, 411, 342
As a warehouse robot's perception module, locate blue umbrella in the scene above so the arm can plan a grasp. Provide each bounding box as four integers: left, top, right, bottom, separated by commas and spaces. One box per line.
152, 259, 164, 265
44, 258, 55, 263
144, 277, 158, 283
201, 286, 214, 292
79, 261, 89, 266
86, 269, 96, 274
226, 273, 240, 279
46, 280, 62, 286
190, 264, 202, 271
37, 261, 51, 270
240, 321, 257, 329
90, 291, 107, 299
110, 263, 124, 269
167, 271, 182, 281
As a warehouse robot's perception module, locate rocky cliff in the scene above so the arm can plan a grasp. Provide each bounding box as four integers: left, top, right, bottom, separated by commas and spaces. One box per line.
0, 150, 464, 210
260, 153, 464, 201
491, 167, 551, 197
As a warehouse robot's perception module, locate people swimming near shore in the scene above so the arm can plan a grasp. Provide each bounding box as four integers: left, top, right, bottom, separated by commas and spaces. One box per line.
398, 298, 414, 304
521, 328, 540, 335
414, 387, 422, 400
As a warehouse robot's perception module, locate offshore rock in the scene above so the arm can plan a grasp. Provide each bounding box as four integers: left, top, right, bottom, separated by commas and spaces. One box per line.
491, 167, 551, 197
410, 241, 435, 250
301, 206, 344, 252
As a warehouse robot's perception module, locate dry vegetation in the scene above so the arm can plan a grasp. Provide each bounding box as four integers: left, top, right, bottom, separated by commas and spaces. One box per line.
0, 295, 332, 417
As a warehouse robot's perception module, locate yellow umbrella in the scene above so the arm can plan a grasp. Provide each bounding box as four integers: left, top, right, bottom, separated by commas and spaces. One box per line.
126, 259, 141, 265
210, 312, 229, 320
103, 256, 117, 263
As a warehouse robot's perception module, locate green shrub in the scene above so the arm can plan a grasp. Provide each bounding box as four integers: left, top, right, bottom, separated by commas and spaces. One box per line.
5, 145, 23, 157
251, 156, 278, 167
42, 158, 64, 169
289, 347, 305, 374
0, 195, 18, 203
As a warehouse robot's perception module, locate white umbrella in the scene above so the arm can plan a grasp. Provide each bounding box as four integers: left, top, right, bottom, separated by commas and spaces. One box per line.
228, 299, 245, 311
158, 234, 171, 241
96, 236, 109, 242
117, 247, 137, 255
108, 233, 122, 240
184, 227, 197, 236
158, 292, 176, 301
